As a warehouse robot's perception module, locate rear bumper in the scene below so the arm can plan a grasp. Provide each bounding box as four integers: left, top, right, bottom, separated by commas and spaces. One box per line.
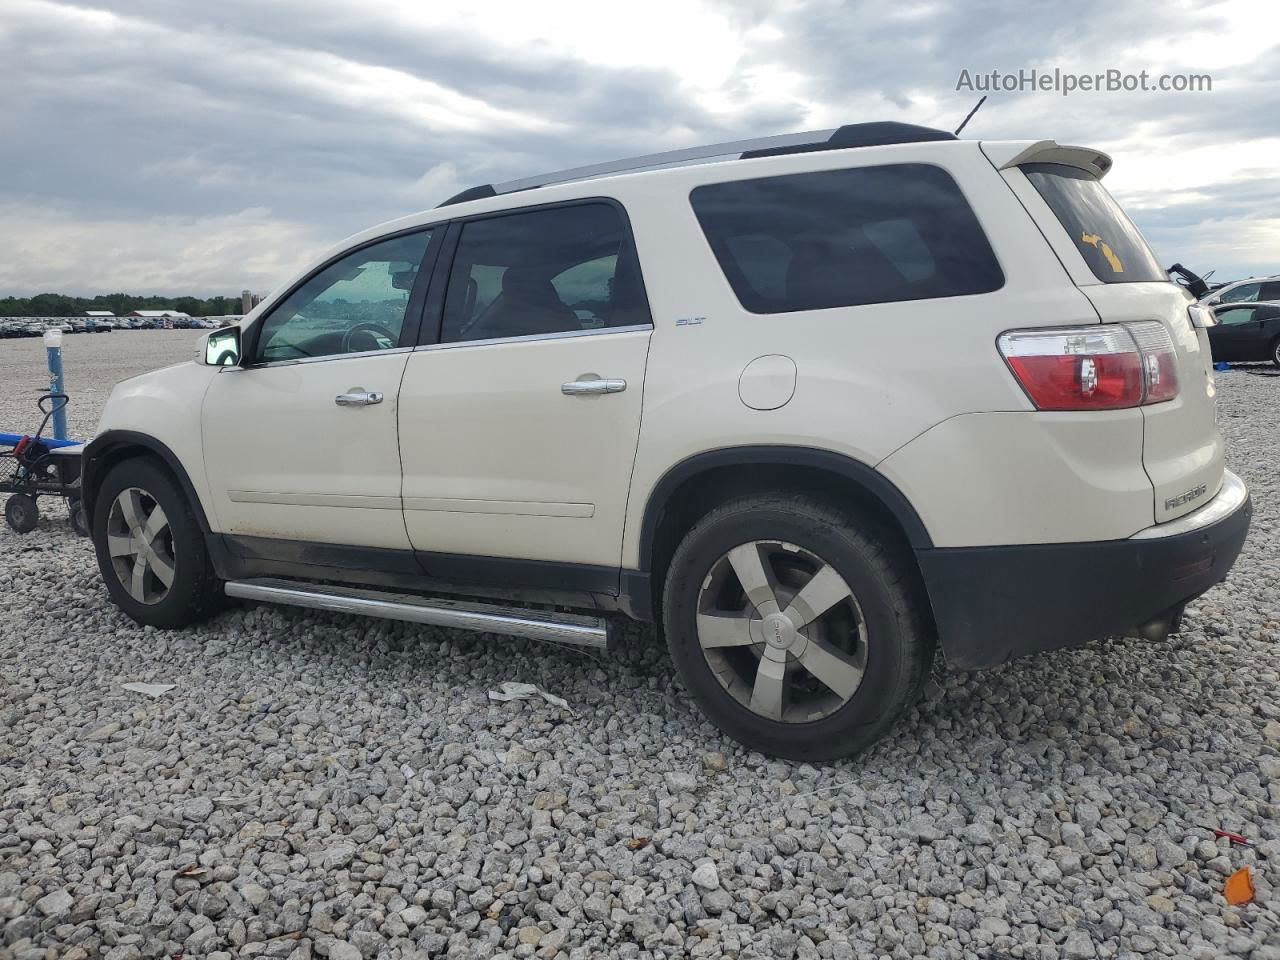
917, 471, 1251, 670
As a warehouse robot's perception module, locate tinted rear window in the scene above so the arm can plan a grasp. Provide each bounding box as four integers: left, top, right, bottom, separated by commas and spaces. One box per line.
690, 163, 1003, 313
1022, 163, 1165, 284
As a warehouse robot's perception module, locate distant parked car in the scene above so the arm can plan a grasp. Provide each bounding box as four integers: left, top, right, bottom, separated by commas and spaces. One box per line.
1209, 302, 1280, 366
1200, 276, 1280, 306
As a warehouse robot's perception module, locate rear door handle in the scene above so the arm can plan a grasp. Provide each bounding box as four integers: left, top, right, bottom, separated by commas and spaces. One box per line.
561, 378, 626, 396
335, 390, 384, 407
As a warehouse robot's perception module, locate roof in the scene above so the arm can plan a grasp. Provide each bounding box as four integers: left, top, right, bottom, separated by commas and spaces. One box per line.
130, 310, 191, 317
438, 121, 957, 207
84, 310, 114, 316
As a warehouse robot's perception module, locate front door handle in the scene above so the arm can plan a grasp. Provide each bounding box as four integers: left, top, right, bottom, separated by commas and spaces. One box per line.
561, 378, 626, 396
335, 390, 384, 407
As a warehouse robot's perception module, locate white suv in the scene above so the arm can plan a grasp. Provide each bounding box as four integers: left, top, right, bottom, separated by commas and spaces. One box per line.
82, 122, 1251, 760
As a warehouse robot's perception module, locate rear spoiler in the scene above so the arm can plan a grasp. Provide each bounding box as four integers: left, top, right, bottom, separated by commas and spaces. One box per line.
980, 140, 1113, 179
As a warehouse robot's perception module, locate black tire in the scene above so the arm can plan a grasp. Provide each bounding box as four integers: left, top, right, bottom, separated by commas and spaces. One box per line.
68, 497, 90, 537
662, 494, 935, 761
1271, 337, 1280, 369
5, 494, 39, 534
92, 457, 222, 628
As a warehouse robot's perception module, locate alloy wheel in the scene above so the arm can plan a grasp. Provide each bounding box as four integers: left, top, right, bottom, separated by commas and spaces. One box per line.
695, 540, 868, 723
105, 487, 176, 604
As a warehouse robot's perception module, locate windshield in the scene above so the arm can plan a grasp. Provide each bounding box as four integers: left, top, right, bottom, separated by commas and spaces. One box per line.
1022, 163, 1165, 284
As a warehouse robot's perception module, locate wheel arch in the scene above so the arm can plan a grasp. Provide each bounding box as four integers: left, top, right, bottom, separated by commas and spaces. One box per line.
82, 430, 211, 533
631, 445, 933, 618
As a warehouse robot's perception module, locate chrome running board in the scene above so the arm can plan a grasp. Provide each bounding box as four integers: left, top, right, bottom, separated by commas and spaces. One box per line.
224, 577, 610, 650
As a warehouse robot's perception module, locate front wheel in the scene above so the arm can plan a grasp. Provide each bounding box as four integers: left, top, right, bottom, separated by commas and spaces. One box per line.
1271, 337, 1280, 369
92, 457, 223, 628
662, 494, 935, 761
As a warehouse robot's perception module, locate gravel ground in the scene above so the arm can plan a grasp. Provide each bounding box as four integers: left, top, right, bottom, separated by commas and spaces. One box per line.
1, 336, 1278, 960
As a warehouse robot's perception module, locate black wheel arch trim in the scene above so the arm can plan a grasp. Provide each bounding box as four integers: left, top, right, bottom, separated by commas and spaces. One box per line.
636, 445, 934, 570
81, 430, 211, 533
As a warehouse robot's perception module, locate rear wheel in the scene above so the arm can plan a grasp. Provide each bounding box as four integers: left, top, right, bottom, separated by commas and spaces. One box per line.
68, 495, 89, 536
662, 494, 934, 761
92, 458, 222, 628
1271, 337, 1280, 368
4, 494, 39, 534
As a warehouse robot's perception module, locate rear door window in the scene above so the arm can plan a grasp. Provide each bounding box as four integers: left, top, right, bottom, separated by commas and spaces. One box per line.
690, 163, 1004, 313
439, 203, 650, 343
1021, 163, 1165, 284
1258, 281, 1280, 301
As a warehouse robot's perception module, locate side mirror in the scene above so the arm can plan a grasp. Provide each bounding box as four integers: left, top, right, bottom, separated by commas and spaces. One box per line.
200, 326, 242, 366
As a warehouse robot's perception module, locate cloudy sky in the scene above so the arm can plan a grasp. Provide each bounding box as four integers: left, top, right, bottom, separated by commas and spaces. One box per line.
2, 0, 1276, 296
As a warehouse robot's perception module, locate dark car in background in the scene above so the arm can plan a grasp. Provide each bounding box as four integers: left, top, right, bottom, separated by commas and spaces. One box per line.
1210, 302, 1280, 366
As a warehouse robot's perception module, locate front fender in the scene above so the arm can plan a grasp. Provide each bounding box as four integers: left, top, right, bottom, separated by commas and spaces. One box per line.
83, 362, 220, 529
82, 431, 213, 532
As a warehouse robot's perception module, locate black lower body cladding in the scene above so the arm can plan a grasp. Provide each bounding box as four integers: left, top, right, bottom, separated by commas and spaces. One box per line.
917, 490, 1252, 670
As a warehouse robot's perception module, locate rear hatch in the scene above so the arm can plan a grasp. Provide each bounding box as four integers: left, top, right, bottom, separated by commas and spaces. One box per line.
987, 143, 1224, 524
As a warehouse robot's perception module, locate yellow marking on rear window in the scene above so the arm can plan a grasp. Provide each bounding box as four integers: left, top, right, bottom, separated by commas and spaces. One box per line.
1081, 233, 1124, 273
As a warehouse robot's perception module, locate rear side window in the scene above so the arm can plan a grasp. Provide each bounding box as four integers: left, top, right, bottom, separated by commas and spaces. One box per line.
1022, 163, 1165, 284
690, 163, 1003, 313
1220, 282, 1260, 303
440, 202, 650, 343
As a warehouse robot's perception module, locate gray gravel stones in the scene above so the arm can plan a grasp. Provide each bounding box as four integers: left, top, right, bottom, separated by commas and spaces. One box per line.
690, 862, 720, 890
2, 344, 1280, 958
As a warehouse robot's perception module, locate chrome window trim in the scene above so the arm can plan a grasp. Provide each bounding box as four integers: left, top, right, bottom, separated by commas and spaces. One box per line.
415, 323, 652, 353
235, 345, 416, 371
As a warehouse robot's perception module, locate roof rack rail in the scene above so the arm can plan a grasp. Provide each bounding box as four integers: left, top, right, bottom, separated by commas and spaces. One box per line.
437, 122, 957, 207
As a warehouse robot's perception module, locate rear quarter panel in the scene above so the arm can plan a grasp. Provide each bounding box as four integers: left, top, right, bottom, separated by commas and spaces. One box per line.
616, 141, 1124, 565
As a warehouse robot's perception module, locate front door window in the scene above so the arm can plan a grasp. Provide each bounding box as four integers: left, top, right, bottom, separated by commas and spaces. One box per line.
256, 231, 433, 362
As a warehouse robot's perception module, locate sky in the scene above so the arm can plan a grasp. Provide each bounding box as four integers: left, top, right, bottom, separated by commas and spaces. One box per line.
1, 0, 1277, 296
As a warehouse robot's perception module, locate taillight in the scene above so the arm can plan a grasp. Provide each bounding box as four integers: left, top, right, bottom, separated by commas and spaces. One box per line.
997, 323, 1180, 411
1127, 320, 1180, 403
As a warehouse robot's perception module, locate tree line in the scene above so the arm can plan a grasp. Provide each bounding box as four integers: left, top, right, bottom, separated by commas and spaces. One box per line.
0, 293, 244, 318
